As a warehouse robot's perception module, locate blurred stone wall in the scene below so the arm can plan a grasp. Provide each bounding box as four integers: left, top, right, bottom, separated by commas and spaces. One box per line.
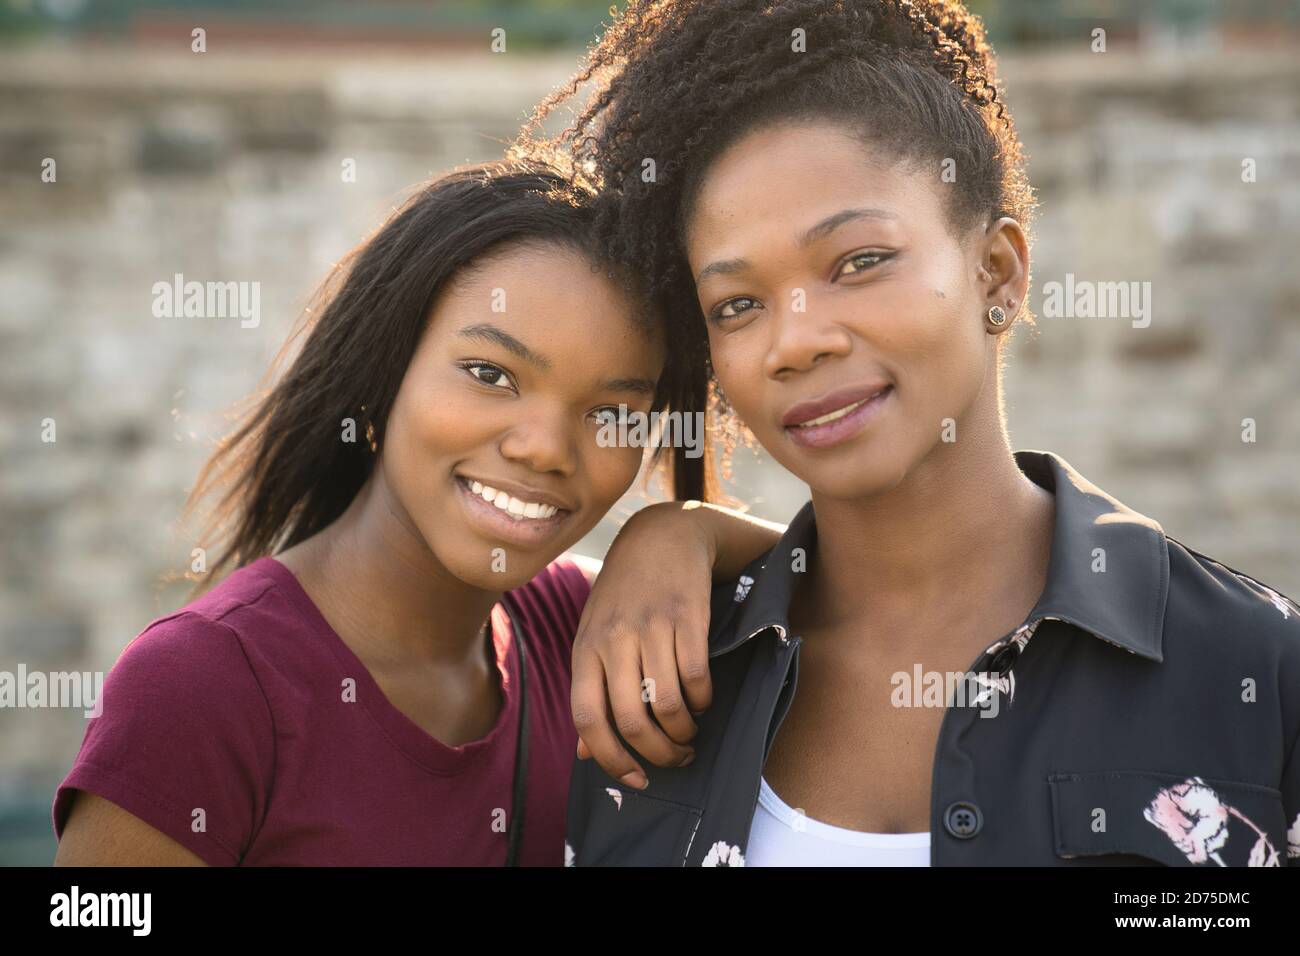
1002, 49, 1300, 583
0, 43, 1297, 860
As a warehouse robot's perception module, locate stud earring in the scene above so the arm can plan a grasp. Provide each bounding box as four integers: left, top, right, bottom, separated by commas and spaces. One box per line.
987, 305, 1007, 327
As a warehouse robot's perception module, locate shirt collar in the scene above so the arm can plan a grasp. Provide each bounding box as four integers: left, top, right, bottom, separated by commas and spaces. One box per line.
722, 450, 1169, 662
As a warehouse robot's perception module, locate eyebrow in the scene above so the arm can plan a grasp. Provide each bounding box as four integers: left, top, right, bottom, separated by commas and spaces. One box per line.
457, 323, 550, 370
600, 377, 658, 397
458, 323, 657, 395
694, 207, 899, 284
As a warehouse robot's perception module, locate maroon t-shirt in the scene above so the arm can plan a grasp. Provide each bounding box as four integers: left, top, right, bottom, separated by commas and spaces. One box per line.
52, 555, 590, 866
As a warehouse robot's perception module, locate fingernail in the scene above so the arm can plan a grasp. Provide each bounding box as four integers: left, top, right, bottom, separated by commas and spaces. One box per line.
619, 770, 648, 789
678, 751, 695, 768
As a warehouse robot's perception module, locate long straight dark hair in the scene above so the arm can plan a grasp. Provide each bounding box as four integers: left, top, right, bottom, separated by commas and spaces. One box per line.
185, 158, 717, 591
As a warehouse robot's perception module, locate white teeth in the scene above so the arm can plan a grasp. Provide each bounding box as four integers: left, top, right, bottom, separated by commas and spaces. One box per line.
463, 480, 560, 520
793, 390, 886, 428
798, 400, 864, 427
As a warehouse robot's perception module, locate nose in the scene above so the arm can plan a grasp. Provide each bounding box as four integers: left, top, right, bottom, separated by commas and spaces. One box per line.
497, 405, 579, 478
762, 294, 853, 380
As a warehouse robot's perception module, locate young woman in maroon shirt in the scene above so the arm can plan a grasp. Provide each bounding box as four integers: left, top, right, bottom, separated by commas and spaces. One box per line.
51, 159, 781, 866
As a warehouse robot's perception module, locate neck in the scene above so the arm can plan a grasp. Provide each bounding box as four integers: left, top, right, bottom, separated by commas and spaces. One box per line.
289, 462, 502, 668
800, 427, 1054, 632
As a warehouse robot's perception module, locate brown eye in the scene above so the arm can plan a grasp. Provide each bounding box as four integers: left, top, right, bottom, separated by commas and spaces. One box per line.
710, 296, 758, 323
836, 252, 888, 278
460, 362, 515, 391
590, 405, 631, 428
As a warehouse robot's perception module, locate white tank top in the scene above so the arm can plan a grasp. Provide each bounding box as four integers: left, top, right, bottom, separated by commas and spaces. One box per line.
746, 776, 931, 866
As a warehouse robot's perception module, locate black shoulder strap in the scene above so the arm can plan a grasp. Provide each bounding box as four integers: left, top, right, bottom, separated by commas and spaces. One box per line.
501, 600, 528, 867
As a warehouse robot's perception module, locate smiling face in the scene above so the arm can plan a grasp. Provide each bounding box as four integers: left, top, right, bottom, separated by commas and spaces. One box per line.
379, 239, 665, 589
686, 119, 1024, 501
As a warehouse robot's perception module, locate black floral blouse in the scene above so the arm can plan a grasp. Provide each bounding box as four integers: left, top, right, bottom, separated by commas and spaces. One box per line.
565, 451, 1300, 866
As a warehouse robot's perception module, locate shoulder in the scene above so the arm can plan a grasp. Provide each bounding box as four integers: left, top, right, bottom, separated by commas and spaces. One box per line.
503, 554, 594, 645
116, 561, 283, 685
1166, 537, 1300, 641
1163, 536, 1300, 680
1106, 535, 1300, 863
53, 570, 279, 863
102, 611, 272, 730
95, 562, 289, 739
514, 553, 593, 607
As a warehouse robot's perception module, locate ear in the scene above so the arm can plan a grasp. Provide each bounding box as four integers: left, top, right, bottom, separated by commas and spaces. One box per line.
978, 217, 1030, 318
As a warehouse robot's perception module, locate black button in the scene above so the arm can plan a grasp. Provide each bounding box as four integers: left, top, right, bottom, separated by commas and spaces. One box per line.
943, 801, 983, 839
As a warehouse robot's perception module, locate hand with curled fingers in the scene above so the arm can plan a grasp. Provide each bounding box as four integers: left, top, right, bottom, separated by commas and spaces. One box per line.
570, 500, 785, 789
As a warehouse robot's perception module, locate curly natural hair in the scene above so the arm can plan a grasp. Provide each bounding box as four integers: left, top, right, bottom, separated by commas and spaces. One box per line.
514, 0, 1038, 473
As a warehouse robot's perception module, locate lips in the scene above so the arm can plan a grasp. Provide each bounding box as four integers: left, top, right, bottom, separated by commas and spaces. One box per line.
781, 382, 894, 450
454, 474, 573, 514
781, 383, 892, 428
453, 475, 573, 548
464, 479, 562, 520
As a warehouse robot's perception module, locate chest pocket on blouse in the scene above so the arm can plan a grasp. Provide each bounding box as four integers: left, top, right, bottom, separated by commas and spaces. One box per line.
1048, 770, 1287, 867
570, 783, 702, 867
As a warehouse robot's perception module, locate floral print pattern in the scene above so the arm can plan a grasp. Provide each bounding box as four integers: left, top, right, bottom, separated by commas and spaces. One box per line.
1144, 777, 1280, 867
701, 840, 745, 867
734, 575, 754, 603
971, 620, 1042, 708
1232, 571, 1299, 621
